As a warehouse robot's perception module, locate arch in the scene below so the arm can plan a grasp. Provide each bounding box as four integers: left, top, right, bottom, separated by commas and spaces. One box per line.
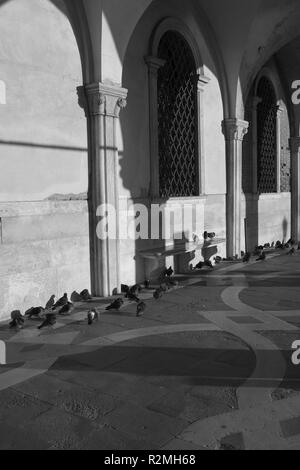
156, 29, 199, 198
256, 76, 278, 194
254, 68, 281, 106
0, 0, 93, 84
150, 17, 204, 77
62, 0, 94, 83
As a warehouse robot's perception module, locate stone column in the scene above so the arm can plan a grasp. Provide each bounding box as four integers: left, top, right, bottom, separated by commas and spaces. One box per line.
290, 137, 300, 241
276, 105, 284, 193
251, 97, 262, 194
197, 74, 210, 195
77, 82, 128, 297
222, 118, 249, 258
144, 56, 165, 198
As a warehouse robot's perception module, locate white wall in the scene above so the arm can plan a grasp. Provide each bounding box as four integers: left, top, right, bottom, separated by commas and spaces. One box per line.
0, 0, 90, 320
0, 0, 88, 201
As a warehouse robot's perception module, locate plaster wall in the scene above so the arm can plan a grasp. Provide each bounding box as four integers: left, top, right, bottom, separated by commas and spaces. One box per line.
0, 0, 90, 319
0, 0, 88, 202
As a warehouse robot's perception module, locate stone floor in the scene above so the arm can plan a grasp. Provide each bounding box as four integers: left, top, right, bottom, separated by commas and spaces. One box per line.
1, 251, 300, 450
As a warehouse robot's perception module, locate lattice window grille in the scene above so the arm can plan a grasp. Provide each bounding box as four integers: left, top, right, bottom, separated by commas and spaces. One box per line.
280, 106, 291, 193
157, 31, 198, 198
257, 77, 277, 194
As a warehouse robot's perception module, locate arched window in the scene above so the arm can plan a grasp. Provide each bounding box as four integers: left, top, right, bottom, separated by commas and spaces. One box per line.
257, 77, 277, 194
157, 31, 198, 198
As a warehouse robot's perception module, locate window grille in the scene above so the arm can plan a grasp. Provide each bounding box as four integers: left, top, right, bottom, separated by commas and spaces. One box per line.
257, 77, 277, 194
280, 105, 291, 193
157, 31, 198, 198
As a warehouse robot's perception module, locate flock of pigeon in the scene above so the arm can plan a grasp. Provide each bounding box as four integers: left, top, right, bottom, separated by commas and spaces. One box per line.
105, 267, 178, 318
240, 238, 299, 263
193, 238, 299, 271
8, 238, 297, 331
8, 268, 179, 331
9, 289, 93, 330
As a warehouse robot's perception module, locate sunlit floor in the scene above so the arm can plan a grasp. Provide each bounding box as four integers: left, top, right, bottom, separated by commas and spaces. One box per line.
1, 252, 300, 449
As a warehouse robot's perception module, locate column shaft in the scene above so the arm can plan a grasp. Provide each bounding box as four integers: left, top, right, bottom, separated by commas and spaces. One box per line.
290, 137, 300, 241
145, 56, 165, 198
78, 83, 127, 297
222, 118, 249, 258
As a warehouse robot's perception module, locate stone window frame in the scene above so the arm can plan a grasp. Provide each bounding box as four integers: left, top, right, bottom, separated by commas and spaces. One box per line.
145, 17, 210, 201
253, 68, 284, 195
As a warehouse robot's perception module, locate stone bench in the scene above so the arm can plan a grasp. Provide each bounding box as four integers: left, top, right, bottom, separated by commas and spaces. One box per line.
138, 238, 226, 279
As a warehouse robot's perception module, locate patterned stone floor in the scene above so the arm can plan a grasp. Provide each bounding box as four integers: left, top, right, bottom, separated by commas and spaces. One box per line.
1, 252, 300, 449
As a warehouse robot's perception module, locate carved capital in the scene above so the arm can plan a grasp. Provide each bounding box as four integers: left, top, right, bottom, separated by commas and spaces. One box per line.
197, 74, 210, 91
253, 96, 262, 110
222, 119, 249, 142
144, 56, 166, 77
77, 83, 128, 117
276, 104, 284, 116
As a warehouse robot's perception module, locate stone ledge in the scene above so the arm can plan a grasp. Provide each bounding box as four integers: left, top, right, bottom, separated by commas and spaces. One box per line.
0, 200, 88, 218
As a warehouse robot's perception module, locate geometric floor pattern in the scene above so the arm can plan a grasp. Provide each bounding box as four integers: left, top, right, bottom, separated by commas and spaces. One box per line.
1, 253, 300, 449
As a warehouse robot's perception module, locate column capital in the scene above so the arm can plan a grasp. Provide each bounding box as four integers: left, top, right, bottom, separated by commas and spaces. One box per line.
289, 136, 300, 152
222, 118, 249, 142
276, 104, 284, 116
77, 82, 128, 118
197, 74, 210, 91
144, 56, 166, 77
253, 96, 262, 108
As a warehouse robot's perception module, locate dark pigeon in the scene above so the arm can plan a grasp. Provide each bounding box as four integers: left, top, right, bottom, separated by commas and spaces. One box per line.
105, 298, 124, 311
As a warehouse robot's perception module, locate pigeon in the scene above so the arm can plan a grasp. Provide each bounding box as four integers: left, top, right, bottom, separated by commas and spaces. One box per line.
144, 280, 150, 289
126, 292, 140, 303
204, 260, 214, 269
243, 252, 251, 263
9, 311, 25, 329
129, 284, 142, 295
163, 267, 174, 278
87, 309, 99, 325
160, 283, 169, 292
256, 252, 266, 261
45, 295, 55, 310
195, 261, 204, 270
153, 288, 163, 300
80, 289, 92, 301
71, 291, 83, 303
105, 298, 124, 311
166, 278, 179, 288
59, 302, 74, 315
25, 307, 45, 318
53, 293, 68, 309
136, 302, 146, 317
276, 241, 284, 250
38, 313, 56, 330
121, 284, 130, 294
